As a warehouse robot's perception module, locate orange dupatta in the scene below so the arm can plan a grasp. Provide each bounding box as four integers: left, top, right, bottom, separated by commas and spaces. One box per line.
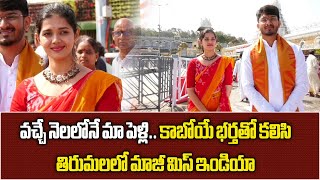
38, 71, 122, 112
250, 35, 296, 111
16, 41, 42, 86
71, 70, 122, 111
190, 56, 232, 111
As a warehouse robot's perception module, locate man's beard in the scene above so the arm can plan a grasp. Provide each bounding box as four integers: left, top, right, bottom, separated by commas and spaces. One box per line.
0, 28, 25, 46
262, 31, 277, 36
261, 26, 278, 36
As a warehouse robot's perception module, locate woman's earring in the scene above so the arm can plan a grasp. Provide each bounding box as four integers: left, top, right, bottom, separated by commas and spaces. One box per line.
39, 58, 45, 66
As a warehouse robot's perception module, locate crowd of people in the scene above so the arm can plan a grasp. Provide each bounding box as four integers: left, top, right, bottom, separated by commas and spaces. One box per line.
0, 0, 318, 112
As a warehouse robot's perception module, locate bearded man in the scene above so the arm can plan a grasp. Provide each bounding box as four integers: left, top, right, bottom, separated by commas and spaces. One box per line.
0, 0, 42, 111
240, 5, 308, 112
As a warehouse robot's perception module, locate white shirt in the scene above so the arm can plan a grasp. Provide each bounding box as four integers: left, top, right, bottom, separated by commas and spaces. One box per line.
111, 47, 139, 77
112, 55, 127, 78
241, 38, 308, 112
112, 53, 139, 111
0, 53, 20, 112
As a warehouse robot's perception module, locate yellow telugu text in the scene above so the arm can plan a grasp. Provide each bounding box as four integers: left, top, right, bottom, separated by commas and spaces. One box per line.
159, 119, 291, 144
56, 151, 255, 172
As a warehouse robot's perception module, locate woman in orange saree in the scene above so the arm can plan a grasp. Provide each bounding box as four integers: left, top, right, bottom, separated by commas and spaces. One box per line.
10, 3, 122, 112
187, 28, 233, 111
11, 70, 122, 111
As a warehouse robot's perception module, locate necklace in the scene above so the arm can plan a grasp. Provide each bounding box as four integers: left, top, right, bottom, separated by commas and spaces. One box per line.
43, 64, 80, 84
202, 53, 218, 61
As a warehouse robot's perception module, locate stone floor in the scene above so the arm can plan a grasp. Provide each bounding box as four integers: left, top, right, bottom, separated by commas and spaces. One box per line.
162, 82, 320, 112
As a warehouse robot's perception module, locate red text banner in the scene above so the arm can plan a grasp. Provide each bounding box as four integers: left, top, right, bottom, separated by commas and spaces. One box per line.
1, 113, 319, 179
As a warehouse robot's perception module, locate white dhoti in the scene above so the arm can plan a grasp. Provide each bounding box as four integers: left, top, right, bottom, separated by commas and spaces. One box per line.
307, 70, 320, 94
306, 54, 320, 94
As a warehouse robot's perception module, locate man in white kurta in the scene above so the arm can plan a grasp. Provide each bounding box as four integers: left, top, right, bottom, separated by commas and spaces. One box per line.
240, 5, 308, 112
111, 18, 138, 111
0, 0, 42, 112
112, 53, 140, 111
306, 50, 320, 97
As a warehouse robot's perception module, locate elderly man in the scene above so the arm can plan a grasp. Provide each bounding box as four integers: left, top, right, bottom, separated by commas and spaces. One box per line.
241, 5, 308, 112
0, 0, 42, 111
111, 18, 139, 111
111, 18, 136, 76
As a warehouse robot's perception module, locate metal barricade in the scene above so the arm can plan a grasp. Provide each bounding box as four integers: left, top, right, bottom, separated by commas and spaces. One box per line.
120, 55, 173, 111
171, 56, 191, 107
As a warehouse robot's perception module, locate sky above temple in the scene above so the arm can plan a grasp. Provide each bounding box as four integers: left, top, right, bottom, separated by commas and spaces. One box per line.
141, 0, 320, 41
